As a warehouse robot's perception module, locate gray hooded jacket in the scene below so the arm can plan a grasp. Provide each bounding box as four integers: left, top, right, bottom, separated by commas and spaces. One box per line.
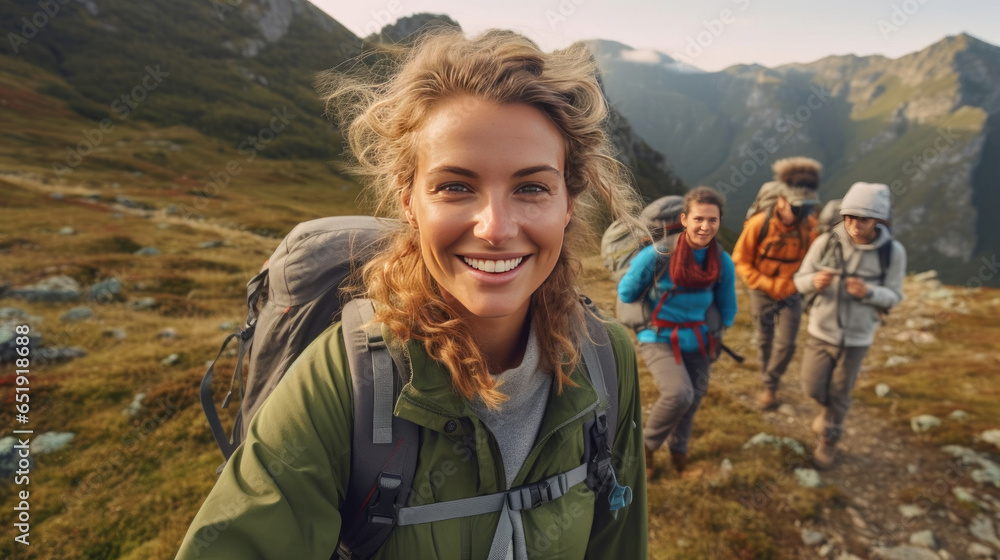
794, 222, 906, 347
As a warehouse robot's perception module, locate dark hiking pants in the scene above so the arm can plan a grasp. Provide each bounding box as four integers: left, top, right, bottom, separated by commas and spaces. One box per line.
750, 290, 803, 392
800, 336, 869, 443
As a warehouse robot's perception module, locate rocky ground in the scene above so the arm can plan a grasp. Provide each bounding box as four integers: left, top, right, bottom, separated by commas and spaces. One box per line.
711, 272, 1000, 559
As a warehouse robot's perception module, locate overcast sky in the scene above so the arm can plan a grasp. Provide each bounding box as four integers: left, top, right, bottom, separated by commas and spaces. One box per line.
311, 0, 1000, 71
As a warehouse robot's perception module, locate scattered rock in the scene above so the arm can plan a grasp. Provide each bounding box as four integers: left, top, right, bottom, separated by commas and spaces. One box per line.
60, 307, 94, 322
34, 347, 86, 363
924, 288, 955, 300
899, 504, 924, 519
158, 328, 178, 339
58, 226, 77, 235
968, 543, 996, 558
941, 446, 1000, 488
0, 307, 28, 319
134, 247, 161, 256
876, 383, 891, 397
795, 468, 823, 488
198, 240, 225, 249
912, 270, 938, 282
886, 355, 911, 368
909, 530, 937, 549
161, 353, 180, 366
981, 429, 1000, 449
872, 546, 940, 560
10, 275, 82, 302
819, 544, 833, 557
88, 277, 123, 303
948, 410, 970, 421
102, 328, 127, 340
743, 433, 806, 456
837, 554, 863, 560
125, 393, 146, 417
778, 403, 796, 416
904, 317, 937, 330
33, 432, 75, 454
911, 415, 942, 433
893, 331, 938, 345
129, 297, 159, 311
970, 515, 1000, 548
0, 437, 28, 477
801, 528, 825, 546
907, 464, 919, 474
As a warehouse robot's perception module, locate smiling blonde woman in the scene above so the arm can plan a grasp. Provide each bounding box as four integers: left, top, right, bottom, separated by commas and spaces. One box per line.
176, 29, 648, 560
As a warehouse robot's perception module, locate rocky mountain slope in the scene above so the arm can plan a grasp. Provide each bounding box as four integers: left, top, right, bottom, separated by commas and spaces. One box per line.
589, 34, 1000, 286
0, 1, 684, 220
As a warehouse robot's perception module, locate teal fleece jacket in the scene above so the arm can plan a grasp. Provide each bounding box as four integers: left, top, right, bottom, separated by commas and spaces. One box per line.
618, 244, 738, 348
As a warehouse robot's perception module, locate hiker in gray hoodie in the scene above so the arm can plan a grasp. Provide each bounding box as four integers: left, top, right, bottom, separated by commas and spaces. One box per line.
794, 182, 906, 468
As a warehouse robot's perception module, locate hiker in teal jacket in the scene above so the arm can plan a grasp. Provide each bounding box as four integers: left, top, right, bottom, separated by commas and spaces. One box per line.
177, 30, 647, 560
618, 186, 737, 477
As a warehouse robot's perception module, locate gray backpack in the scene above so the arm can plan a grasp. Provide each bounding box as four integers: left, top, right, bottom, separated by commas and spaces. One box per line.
601, 195, 685, 282
200, 216, 631, 559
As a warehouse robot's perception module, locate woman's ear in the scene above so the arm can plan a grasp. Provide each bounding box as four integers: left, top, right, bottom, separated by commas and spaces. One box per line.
402, 191, 416, 228
680, 213, 688, 228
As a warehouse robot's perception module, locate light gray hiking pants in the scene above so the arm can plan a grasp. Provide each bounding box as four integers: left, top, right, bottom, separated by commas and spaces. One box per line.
750, 290, 803, 392
638, 342, 711, 455
800, 336, 869, 443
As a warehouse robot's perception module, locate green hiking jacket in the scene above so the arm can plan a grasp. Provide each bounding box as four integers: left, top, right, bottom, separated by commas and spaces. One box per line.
176, 320, 647, 559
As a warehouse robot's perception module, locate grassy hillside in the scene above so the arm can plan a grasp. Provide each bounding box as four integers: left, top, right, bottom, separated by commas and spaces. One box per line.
1, 167, 999, 558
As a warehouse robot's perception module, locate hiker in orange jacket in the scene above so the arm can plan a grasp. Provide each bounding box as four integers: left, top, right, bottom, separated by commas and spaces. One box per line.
732, 157, 821, 410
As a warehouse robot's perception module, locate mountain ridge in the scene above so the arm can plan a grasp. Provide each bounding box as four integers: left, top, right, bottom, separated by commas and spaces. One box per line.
589, 32, 1000, 286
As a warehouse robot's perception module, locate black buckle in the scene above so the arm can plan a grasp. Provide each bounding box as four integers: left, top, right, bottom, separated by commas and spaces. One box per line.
368, 472, 402, 526
529, 480, 553, 508
586, 413, 614, 494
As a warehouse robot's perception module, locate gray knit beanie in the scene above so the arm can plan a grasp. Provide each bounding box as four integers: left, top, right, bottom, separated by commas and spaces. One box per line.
840, 182, 891, 221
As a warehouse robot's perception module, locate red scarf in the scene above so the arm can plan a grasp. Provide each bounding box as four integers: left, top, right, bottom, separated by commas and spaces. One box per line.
670, 232, 720, 289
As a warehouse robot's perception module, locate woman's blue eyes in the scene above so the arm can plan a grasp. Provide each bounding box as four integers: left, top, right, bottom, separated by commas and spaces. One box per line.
436, 183, 549, 194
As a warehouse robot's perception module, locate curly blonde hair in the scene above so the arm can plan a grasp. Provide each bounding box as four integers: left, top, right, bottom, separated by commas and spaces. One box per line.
320, 30, 643, 408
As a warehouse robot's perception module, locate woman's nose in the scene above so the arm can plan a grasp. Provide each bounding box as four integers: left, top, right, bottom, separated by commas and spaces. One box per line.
473, 197, 518, 246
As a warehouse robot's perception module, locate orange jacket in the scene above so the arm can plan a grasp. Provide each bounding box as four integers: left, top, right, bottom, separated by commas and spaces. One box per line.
732, 211, 818, 300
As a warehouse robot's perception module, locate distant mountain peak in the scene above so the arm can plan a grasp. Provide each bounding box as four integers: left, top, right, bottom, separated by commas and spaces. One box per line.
583, 40, 704, 74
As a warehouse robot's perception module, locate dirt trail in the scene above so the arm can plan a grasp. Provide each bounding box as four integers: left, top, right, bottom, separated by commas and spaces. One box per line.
731, 277, 1000, 559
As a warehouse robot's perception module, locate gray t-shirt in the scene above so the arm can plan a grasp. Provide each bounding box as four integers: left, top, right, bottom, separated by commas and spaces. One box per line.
467, 325, 551, 488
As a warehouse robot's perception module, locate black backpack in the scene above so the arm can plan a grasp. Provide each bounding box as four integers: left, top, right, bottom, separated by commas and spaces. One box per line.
200, 216, 631, 559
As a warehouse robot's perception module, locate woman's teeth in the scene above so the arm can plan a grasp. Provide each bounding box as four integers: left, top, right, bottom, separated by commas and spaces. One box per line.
462, 256, 524, 273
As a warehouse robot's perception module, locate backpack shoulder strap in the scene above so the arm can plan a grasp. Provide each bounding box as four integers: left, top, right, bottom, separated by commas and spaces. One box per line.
580, 305, 618, 445
756, 207, 773, 247
877, 240, 893, 285
337, 299, 419, 560
578, 300, 631, 513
